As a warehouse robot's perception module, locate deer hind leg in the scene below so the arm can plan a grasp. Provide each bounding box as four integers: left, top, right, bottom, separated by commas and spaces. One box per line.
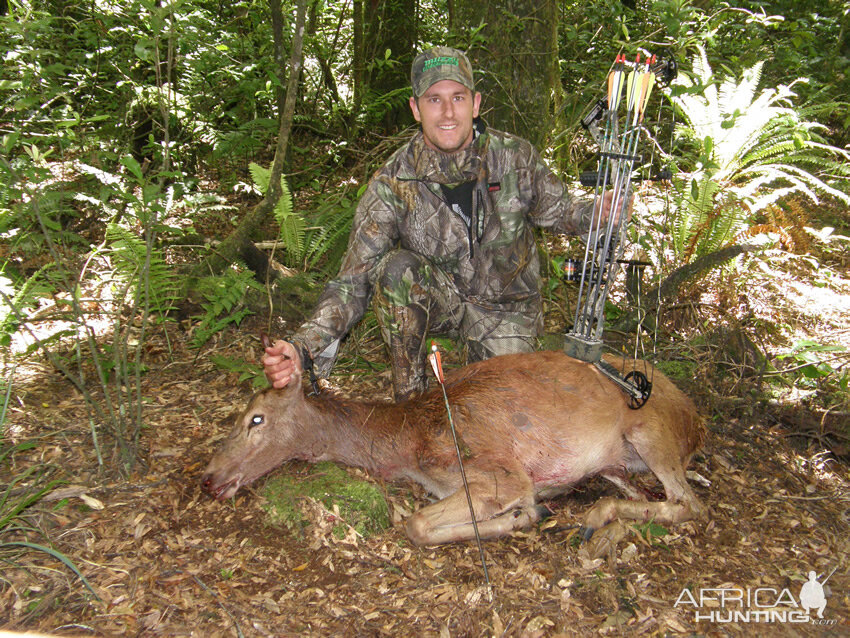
405, 468, 542, 546
582, 426, 703, 539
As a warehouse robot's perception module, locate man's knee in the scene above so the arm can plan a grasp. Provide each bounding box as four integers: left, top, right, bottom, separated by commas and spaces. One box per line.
374, 249, 431, 292
467, 334, 536, 362
463, 305, 540, 362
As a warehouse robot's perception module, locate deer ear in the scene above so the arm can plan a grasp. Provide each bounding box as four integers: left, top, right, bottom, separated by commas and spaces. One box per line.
268, 368, 304, 400
289, 364, 304, 388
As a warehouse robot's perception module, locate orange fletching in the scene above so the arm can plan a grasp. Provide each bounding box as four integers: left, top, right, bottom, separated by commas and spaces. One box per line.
428, 341, 445, 384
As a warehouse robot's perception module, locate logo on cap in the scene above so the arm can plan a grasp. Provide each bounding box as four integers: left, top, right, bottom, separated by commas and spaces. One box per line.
423, 57, 460, 71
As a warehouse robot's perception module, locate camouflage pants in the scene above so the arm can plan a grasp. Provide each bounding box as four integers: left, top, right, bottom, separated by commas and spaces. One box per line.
371, 249, 541, 400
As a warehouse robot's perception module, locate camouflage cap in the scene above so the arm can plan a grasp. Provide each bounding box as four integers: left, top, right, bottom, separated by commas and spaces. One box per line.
411, 46, 475, 98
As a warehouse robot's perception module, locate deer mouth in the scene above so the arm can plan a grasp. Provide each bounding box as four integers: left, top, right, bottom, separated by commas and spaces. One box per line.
202, 473, 242, 500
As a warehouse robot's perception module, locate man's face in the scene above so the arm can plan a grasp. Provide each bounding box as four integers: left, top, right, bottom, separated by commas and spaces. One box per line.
409, 80, 481, 154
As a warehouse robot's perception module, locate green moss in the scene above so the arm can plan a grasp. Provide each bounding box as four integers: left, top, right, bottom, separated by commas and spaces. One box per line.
262, 462, 390, 539
653, 359, 697, 384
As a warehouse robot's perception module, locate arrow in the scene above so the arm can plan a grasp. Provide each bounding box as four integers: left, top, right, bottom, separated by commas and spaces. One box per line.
428, 342, 491, 594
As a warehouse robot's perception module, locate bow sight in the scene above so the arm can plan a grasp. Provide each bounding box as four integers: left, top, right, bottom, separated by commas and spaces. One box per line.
564, 53, 677, 410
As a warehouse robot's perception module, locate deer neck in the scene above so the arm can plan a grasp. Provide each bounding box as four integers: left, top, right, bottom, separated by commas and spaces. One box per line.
302, 395, 421, 480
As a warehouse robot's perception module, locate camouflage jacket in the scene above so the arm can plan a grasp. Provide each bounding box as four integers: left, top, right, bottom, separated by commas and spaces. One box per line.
293, 121, 592, 375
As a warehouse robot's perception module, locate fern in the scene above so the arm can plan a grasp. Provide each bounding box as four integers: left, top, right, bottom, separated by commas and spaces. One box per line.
248, 162, 273, 194
249, 162, 306, 266
190, 267, 262, 349
105, 224, 179, 317
302, 191, 357, 272
672, 176, 721, 258
0, 263, 56, 347
668, 48, 850, 263
214, 118, 279, 162
363, 86, 411, 123
209, 354, 269, 388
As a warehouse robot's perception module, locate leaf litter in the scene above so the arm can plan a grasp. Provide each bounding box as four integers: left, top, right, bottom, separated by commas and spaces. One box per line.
1, 303, 849, 636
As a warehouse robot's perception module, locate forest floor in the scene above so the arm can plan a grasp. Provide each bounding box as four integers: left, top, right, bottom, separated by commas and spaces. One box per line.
1, 231, 850, 636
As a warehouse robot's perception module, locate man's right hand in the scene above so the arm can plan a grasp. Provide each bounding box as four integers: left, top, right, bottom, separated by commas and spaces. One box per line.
262, 340, 302, 389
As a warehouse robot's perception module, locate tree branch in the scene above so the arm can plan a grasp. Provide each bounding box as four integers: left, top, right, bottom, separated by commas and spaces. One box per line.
612, 243, 762, 333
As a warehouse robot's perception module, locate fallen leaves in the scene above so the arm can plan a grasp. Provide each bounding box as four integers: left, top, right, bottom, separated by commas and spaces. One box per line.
2, 323, 849, 636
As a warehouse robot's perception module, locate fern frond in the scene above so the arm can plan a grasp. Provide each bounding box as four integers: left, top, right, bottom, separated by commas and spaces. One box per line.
0, 263, 56, 343
249, 162, 271, 194
303, 194, 357, 271
191, 267, 262, 349
273, 181, 306, 265
735, 223, 796, 250
278, 210, 306, 264
668, 49, 850, 263
105, 224, 180, 316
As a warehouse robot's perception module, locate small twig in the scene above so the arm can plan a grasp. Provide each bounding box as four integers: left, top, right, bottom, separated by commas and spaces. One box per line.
191, 573, 244, 638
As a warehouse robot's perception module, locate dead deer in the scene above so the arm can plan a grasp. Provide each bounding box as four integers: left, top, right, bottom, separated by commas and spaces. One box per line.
202, 350, 705, 546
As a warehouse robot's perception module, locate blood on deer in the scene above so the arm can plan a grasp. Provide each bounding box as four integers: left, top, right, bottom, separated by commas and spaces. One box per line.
201, 349, 705, 546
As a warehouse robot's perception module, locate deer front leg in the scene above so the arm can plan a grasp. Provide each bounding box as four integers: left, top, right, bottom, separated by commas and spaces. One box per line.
582, 435, 703, 539
405, 469, 541, 546
581, 491, 701, 540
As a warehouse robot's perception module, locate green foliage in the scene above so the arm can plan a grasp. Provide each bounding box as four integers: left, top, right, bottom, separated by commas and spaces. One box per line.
105, 224, 180, 318
0, 433, 92, 598
302, 190, 358, 274
209, 354, 269, 389
248, 161, 356, 272
263, 461, 390, 539
191, 267, 263, 349
361, 86, 414, 126
735, 0, 850, 119
653, 359, 697, 385
1, 0, 280, 177
776, 340, 847, 388
0, 140, 190, 471
0, 541, 100, 600
0, 264, 54, 348
0, 454, 63, 532
249, 162, 306, 266
632, 520, 670, 545
668, 48, 850, 262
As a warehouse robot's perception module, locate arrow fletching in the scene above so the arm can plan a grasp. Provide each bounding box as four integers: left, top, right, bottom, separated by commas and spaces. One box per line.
428, 341, 445, 385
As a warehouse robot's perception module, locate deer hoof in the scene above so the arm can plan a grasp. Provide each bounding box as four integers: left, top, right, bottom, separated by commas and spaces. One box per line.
579, 525, 596, 542
533, 503, 554, 520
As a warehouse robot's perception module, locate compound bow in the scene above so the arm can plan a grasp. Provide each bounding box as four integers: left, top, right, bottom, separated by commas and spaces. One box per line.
564, 52, 677, 409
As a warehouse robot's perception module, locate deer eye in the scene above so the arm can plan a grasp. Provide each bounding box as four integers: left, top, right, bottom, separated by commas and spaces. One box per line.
249, 414, 264, 429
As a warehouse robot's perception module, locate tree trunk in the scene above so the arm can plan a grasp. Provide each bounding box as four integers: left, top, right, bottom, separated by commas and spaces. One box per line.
352, 0, 364, 114
363, 0, 417, 132
187, 0, 308, 289
455, 0, 558, 147
307, 0, 344, 116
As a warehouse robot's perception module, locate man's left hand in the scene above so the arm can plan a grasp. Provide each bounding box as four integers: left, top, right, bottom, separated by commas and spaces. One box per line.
600, 190, 633, 223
